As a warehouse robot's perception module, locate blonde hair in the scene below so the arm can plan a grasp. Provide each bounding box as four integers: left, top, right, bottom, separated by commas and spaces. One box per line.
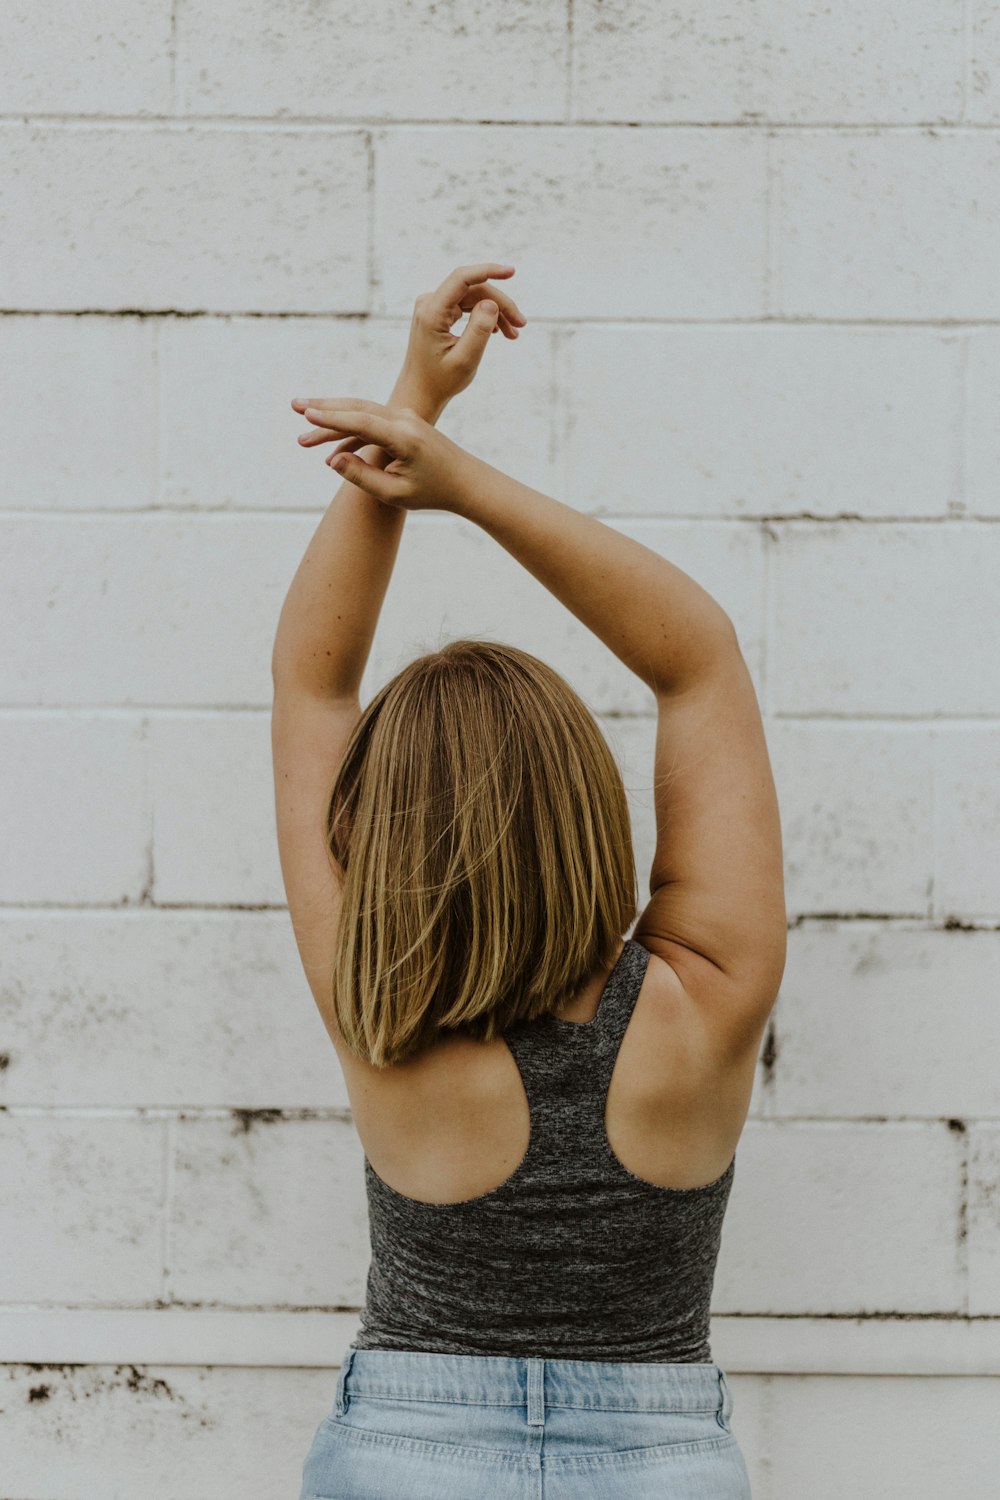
325, 639, 638, 1068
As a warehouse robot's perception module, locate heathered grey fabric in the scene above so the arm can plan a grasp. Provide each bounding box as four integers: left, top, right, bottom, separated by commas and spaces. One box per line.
352, 937, 736, 1362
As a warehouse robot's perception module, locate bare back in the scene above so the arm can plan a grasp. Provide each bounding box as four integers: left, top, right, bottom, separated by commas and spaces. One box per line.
329, 940, 759, 1207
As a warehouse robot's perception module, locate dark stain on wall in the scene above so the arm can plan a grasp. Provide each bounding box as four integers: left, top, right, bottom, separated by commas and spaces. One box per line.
759, 1019, 778, 1086
231, 1107, 284, 1134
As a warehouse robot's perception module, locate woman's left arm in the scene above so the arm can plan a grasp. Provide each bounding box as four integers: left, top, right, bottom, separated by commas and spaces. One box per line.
270, 263, 526, 699
269, 371, 435, 699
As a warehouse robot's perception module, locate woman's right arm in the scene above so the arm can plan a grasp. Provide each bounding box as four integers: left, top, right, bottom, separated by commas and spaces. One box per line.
450, 453, 787, 1064
447, 452, 735, 697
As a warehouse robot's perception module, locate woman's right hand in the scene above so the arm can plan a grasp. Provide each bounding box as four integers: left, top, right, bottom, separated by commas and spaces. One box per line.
294, 397, 475, 512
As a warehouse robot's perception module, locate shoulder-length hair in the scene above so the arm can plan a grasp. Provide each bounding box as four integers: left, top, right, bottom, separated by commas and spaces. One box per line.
325, 639, 638, 1068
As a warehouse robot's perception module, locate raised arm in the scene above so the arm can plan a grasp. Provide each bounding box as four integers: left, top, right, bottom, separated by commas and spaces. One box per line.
446, 460, 786, 1058
269, 265, 526, 1040
445, 457, 734, 697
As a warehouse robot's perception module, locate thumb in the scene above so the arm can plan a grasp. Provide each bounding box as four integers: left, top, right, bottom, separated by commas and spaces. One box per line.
328, 452, 403, 505
454, 299, 499, 367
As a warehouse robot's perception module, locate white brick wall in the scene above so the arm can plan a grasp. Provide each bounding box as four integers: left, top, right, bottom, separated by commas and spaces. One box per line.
2, 2, 999, 1495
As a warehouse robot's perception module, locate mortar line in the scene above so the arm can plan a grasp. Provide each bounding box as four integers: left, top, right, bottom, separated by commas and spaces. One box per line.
5, 709, 1000, 725
161, 1114, 176, 1305
6, 310, 1000, 329
2, 117, 999, 132
773, 126, 779, 316
955, 325, 970, 515
565, 0, 574, 122
169, 0, 181, 116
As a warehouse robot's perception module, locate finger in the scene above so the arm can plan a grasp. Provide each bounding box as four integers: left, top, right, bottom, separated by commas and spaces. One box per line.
302, 404, 401, 451
439, 263, 516, 298
326, 451, 403, 504
291, 396, 395, 418
438, 265, 527, 326
466, 288, 525, 330
298, 428, 367, 451
493, 306, 521, 338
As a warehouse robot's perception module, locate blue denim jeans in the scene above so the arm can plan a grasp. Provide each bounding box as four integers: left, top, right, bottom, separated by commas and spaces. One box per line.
300, 1345, 752, 1499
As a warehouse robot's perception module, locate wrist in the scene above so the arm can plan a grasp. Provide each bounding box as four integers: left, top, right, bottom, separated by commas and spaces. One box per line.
389, 374, 446, 426
437, 443, 490, 520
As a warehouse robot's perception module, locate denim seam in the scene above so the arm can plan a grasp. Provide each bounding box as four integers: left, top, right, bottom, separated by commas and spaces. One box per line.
342, 1390, 719, 1415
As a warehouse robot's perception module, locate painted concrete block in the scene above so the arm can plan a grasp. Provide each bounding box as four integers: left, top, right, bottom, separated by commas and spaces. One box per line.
0, 1115, 165, 1304
150, 712, 280, 906
178, 0, 567, 121
0, 127, 368, 313
0, 714, 149, 903
0, 911, 347, 1110
572, 0, 965, 124
773, 131, 1000, 319
562, 325, 962, 520
0, 516, 290, 706
768, 722, 933, 917
3, 4, 173, 114
770, 523, 999, 715
0, 315, 158, 510
772, 923, 1000, 1118
169, 1114, 370, 1306
762, 1372, 1000, 1499
0, 1361, 337, 1500
933, 727, 1000, 921
969, 2, 1000, 123
375, 127, 769, 319
713, 1119, 964, 1314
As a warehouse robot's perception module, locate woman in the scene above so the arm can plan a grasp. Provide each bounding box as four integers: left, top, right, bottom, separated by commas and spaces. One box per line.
271, 263, 785, 1499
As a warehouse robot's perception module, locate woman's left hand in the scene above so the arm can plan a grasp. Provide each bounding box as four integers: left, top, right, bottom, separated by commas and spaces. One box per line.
396, 262, 527, 412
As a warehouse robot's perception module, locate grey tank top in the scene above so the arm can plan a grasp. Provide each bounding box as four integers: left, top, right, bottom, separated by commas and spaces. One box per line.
352, 936, 736, 1363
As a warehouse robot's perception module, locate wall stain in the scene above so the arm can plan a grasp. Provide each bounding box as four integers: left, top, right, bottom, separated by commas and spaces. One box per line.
13, 1365, 219, 1429
759, 1020, 778, 1086
231, 1107, 284, 1134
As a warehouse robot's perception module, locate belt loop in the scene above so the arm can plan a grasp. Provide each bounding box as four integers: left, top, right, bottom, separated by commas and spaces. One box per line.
718, 1367, 734, 1426
526, 1358, 545, 1427
335, 1348, 357, 1416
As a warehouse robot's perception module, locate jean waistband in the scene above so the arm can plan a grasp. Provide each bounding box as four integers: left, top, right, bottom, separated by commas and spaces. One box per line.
335, 1348, 731, 1426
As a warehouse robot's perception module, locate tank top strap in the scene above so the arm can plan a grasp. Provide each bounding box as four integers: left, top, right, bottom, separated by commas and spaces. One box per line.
502, 938, 652, 1156
588, 936, 653, 1077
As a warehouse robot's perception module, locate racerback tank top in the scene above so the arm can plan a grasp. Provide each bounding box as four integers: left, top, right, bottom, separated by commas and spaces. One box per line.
352, 936, 736, 1362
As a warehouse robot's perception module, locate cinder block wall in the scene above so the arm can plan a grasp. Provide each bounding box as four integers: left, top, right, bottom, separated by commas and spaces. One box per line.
2, 3, 999, 1496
